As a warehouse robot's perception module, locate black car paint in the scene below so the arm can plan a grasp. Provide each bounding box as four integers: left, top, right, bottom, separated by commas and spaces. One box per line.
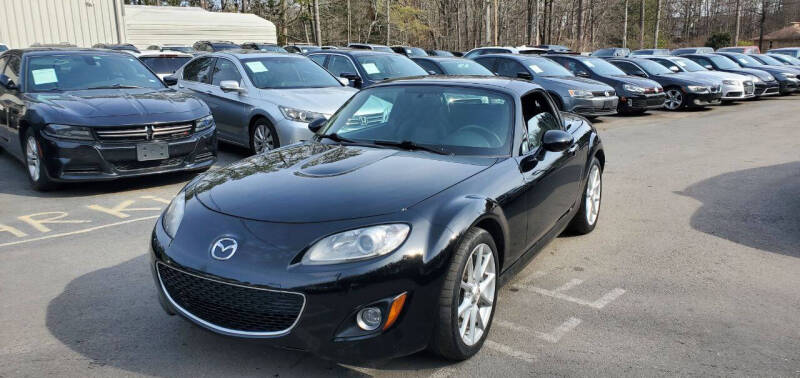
0, 49, 217, 181
608, 58, 723, 107
307, 49, 426, 88
682, 53, 781, 97
714, 52, 800, 94
546, 55, 665, 113
150, 77, 604, 362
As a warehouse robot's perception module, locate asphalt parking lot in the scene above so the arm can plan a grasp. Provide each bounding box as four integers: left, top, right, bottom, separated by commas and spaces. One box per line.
1, 97, 799, 377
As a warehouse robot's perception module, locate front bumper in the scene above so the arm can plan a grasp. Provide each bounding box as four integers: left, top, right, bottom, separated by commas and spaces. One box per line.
778, 78, 800, 94
686, 91, 722, 107
148, 200, 455, 362
754, 81, 781, 96
619, 93, 665, 111
570, 96, 619, 116
720, 82, 756, 100
39, 127, 217, 182
274, 118, 316, 146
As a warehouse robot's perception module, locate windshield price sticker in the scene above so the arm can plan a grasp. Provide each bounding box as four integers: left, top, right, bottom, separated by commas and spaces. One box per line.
246, 61, 268, 73
31, 68, 58, 85
529, 65, 544, 73
363, 62, 381, 74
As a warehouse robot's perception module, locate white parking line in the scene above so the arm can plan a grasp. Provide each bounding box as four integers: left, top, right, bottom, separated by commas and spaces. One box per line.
553, 278, 584, 293
494, 317, 582, 344
484, 340, 536, 363
514, 284, 626, 309
0, 215, 159, 248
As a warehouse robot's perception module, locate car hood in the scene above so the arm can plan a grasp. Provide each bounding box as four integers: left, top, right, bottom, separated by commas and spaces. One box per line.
693, 71, 750, 81
728, 67, 774, 81
191, 142, 496, 222
658, 72, 719, 86
539, 76, 614, 91
27, 88, 207, 126
256, 86, 358, 115
605, 74, 661, 88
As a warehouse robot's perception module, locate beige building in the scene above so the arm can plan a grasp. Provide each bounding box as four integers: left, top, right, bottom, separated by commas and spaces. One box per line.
0, 0, 276, 49
752, 22, 800, 49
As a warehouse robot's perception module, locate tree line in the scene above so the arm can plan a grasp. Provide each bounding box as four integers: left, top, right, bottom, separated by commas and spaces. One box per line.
126, 0, 800, 52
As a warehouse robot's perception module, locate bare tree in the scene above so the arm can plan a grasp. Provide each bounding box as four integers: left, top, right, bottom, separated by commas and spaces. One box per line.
653, 0, 661, 48
313, 0, 322, 45
639, 0, 645, 49
622, 0, 628, 48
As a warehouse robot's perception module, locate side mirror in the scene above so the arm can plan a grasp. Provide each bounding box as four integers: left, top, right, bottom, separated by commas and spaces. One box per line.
542, 129, 574, 152
220, 80, 244, 93
516, 71, 533, 80
704, 65, 713, 70
308, 117, 327, 134
0, 74, 17, 90
162, 74, 178, 86
669, 66, 680, 72
427, 70, 438, 75
633, 72, 647, 78
338, 77, 349, 85
339, 72, 361, 87
576, 71, 590, 78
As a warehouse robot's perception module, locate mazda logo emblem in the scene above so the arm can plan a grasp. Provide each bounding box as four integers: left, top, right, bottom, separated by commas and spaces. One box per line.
210, 237, 238, 260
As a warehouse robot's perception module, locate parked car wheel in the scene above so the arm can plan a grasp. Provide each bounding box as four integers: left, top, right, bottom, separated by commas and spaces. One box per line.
431, 227, 498, 360
664, 87, 685, 110
24, 129, 56, 191
567, 157, 602, 234
250, 118, 278, 154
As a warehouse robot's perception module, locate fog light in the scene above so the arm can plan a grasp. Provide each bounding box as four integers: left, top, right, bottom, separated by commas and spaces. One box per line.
356, 307, 382, 331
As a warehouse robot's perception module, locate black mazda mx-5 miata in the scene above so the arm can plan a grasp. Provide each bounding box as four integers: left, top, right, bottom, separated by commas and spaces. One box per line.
150, 76, 605, 362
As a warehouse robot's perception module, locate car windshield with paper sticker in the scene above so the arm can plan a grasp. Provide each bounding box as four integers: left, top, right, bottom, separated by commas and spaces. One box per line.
26, 54, 164, 92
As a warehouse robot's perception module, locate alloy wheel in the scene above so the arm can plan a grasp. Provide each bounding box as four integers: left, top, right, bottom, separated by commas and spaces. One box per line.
585, 164, 601, 225
253, 124, 275, 153
26, 136, 40, 182
457, 243, 496, 346
665, 89, 683, 110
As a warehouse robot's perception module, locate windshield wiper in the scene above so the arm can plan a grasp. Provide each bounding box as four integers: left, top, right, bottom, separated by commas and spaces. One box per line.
372, 140, 449, 155
86, 84, 144, 90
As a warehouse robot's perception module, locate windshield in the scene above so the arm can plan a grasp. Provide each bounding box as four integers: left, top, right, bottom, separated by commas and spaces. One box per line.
673, 58, 706, 72
522, 58, 573, 76
300, 46, 322, 53
772, 54, 800, 64
708, 55, 740, 69
162, 46, 194, 53
111, 45, 140, 53
211, 43, 239, 51
241, 56, 341, 89
407, 47, 428, 56
355, 54, 428, 81
139, 56, 191, 74
258, 45, 288, 53
583, 58, 625, 75
322, 85, 514, 156
26, 53, 165, 92
372, 46, 395, 53
755, 54, 783, 65
636, 59, 673, 75
439, 60, 493, 75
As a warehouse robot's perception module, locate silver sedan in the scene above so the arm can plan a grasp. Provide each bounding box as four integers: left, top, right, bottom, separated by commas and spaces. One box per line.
169, 51, 358, 154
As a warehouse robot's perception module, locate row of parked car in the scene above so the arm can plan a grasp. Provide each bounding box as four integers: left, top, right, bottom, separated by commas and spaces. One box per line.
0, 40, 798, 190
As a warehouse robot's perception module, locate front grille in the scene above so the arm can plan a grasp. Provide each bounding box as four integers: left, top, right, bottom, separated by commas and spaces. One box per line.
743, 81, 755, 95
157, 263, 304, 334
96, 122, 194, 142
726, 91, 742, 97
194, 152, 215, 162
115, 158, 183, 171
591, 90, 616, 97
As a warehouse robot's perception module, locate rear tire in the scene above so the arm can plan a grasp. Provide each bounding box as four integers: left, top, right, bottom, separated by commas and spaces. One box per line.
23, 129, 56, 191
567, 157, 602, 234
430, 227, 499, 361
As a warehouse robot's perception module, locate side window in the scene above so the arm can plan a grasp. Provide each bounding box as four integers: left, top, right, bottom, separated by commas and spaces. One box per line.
211, 58, 242, 86
183, 57, 215, 83
693, 57, 712, 67
416, 60, 442, 74
327, 55, 357, 77
555, 59, 578, 73
496, 58, 526, 78
3, 56, 20, 85
652, 58, 676, 71
520, 91, 561, 153
613, 61, 645, 76
474, 58, 496, 73
308, 54, 327, 66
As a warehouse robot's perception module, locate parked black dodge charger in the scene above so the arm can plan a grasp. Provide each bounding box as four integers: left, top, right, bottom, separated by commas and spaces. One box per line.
150, 77, 605, 362
0, 48, 217, 190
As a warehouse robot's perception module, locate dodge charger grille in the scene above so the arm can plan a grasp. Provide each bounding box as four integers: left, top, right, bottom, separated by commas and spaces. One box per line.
157, 263, 304, 334
95, 123, 194, 142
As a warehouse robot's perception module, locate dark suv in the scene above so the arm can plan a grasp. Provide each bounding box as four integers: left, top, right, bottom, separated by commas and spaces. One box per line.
0, 48, 217, 190
547, 54, 665, 114
307, 49, 427, 88
192, 41, 240, 53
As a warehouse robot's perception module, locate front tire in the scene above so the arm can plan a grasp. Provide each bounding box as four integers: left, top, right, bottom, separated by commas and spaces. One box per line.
664, 87, 685, 110
249, 118, 278, 155
567, 157, 602, 234
24, 129, 56, 191
431, 227, 498, 360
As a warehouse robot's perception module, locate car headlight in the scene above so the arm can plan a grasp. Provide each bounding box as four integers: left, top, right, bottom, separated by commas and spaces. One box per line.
195, 114, 215, 132
622, 84, 645, 93
42, 124, 94, 140
722, 80, 737, 85
568, 89, 593, 98
302, 224, 410, 265
279, 106, 327, 123
162, 191, 186, 238
749, 75, 762, 83
687, 85, 710, 93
